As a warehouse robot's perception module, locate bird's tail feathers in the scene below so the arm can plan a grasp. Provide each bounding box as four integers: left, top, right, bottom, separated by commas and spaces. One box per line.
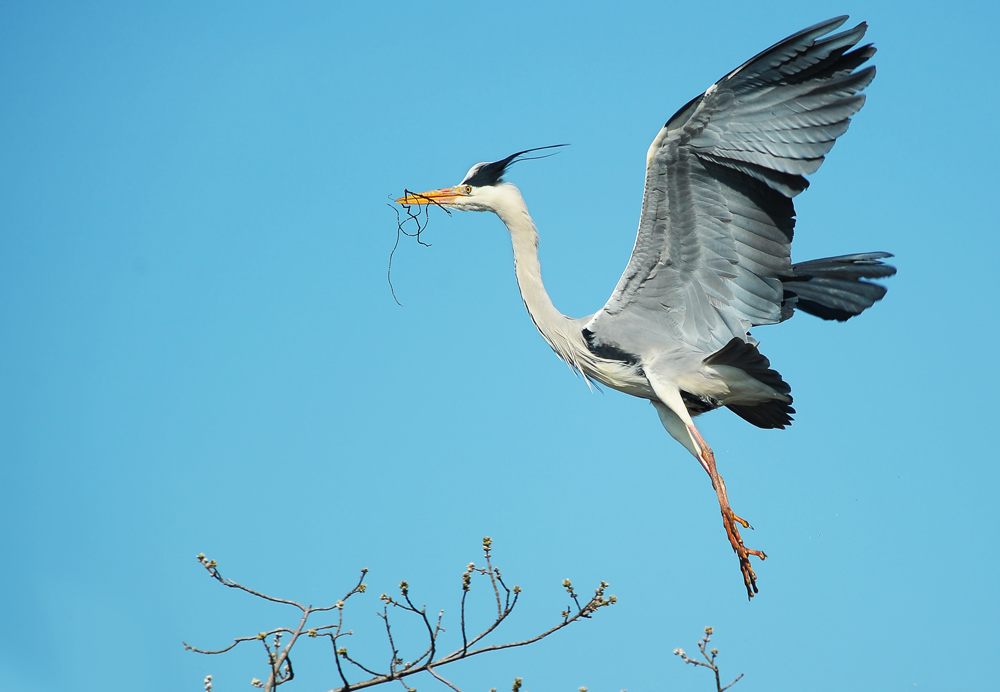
781, 252, 896, 322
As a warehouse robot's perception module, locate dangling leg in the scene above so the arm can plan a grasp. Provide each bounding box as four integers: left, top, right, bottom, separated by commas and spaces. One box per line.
684, 422, 767, 598
653, 399, 767, 599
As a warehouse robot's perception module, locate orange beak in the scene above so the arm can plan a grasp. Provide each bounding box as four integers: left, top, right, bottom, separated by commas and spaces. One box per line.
395, 186, 469, 206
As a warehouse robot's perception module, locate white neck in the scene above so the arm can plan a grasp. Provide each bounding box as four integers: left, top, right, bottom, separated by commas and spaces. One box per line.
489, 185, 594, 376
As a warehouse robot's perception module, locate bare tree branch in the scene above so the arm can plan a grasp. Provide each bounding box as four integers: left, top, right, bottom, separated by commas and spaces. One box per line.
674, 626, 744, 692
186, 538, 616, 692
426, 664, 463, 692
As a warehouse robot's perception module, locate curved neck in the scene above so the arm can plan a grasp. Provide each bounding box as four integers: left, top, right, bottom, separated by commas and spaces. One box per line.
500, 206, 564, 331
493, 192, 593, 375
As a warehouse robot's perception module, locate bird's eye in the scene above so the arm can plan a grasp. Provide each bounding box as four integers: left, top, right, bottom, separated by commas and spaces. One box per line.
464, 186, 472, 194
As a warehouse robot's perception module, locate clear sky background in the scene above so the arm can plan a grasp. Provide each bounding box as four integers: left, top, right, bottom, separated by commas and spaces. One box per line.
2, 2, 998, 691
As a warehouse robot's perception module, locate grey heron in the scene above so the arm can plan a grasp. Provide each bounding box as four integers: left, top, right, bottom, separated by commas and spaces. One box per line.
396, 16, 894, 599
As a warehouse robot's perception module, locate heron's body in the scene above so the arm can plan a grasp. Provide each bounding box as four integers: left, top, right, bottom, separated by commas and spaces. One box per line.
397, 17, 895, 598
499, 181, 777, 410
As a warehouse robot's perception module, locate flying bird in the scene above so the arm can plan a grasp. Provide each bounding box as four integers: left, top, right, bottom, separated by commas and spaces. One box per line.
396, 16, 894, 598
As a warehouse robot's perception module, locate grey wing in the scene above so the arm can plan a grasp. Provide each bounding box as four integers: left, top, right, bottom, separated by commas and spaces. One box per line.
584, 17, 876, 357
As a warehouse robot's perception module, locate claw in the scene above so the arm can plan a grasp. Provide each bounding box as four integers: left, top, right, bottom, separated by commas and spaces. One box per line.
722, 508, 767, 599
730, 511, 753, 530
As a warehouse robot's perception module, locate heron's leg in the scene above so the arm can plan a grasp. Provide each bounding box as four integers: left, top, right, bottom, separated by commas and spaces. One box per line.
651, 397, 766, 599
651, 398, 767, 598
685, 424, 767, 599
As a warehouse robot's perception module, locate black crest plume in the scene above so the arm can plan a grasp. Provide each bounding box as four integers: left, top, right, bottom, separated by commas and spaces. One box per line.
460, 144, 568, 187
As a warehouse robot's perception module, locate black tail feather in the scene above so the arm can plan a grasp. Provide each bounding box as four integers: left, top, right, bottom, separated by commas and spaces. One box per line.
782, 252, 896, 322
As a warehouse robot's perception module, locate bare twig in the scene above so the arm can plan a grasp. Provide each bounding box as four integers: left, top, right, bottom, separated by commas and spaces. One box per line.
387, 192, 450, 306
339, 643, 382, 678
674, 627, 744, 692
186, 540, 615, 692
426, 663, 463, 692
192, 553, 306, 610
482, 536, 503, 618
330, 629, 351, 690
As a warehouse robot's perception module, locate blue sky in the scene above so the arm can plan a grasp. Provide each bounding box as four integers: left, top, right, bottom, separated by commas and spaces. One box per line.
2, 2, 998, 691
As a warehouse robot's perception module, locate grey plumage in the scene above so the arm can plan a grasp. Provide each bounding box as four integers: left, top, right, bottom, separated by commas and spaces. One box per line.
397, 16, 895, 598
585, 16, 886, 360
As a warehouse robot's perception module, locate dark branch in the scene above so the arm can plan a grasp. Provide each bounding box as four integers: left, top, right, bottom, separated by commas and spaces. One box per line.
386, 192, 450, 306
186, 541, 615, 692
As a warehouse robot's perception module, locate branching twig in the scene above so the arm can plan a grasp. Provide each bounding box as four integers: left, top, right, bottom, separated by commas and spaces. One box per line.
674, 627, 744, 692
186, 539, 616, 692
386, 192, 450, 306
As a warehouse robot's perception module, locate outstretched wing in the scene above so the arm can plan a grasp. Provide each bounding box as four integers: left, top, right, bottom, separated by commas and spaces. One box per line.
584, 17, 876, 357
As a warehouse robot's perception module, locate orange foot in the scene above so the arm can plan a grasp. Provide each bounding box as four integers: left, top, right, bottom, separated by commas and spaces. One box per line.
722, 508, 767, 599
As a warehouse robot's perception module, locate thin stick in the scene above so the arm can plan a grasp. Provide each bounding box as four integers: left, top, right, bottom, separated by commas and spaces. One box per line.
426, 664, 463, 692
386, 192, 450, 306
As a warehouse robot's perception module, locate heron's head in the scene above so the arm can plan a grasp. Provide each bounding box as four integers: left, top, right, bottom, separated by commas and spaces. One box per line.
395, 145, 566, 213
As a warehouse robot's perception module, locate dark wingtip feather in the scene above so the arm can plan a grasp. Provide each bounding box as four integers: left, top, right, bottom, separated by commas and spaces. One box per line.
718, 16, 853, 87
